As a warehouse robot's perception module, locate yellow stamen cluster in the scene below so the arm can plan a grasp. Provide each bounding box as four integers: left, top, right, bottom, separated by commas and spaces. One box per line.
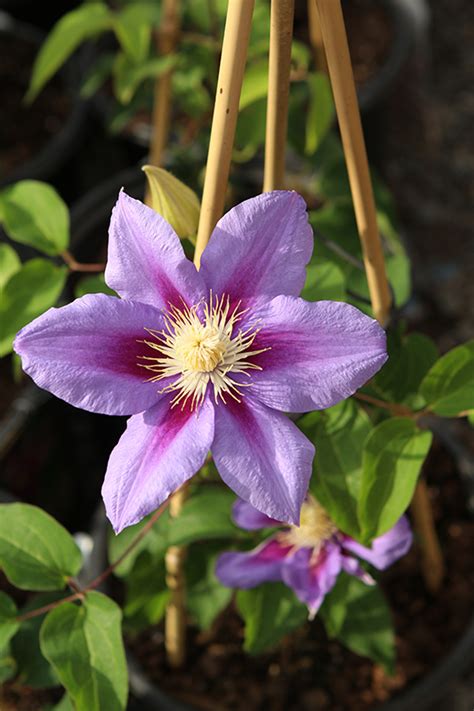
281, 496, 337, 550
138, 293, 268, 410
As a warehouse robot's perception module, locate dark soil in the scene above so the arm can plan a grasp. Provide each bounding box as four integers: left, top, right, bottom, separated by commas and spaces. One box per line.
0, 32, 71, 181
127, 441, 473, 711
344, 0, 393, 86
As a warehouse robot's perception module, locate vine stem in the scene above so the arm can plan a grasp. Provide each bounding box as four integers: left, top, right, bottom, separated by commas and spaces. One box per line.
16, 501, 169, 624
263, 0, 295, 192
61, 250, 105, 273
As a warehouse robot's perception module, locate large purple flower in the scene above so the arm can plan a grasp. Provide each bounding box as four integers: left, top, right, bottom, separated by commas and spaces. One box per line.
216, 497, 413, 618
14, 190, 387, 533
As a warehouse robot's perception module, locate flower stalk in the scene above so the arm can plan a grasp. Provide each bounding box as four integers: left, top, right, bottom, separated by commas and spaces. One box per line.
263, 0, 295, 192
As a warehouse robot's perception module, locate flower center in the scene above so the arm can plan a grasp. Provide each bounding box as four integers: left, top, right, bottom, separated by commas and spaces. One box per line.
281, 497, 337, 550
137, 293, 268, 410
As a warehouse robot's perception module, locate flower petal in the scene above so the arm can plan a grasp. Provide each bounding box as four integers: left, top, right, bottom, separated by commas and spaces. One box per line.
341, 516, 413, 570
282, 542, 342, 617
103, 395, 215, 533
211, 396, 314, 525
199, 191, 313, 305
248, 296, 388, 412
14, 293, 166, 415
232, 499, 281, 530
340, 554, 375, 585
106, 191, 206, 309
215, 538, 290, 589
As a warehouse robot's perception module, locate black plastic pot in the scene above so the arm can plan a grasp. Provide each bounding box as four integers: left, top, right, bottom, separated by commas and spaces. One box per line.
0, 11, 89, 188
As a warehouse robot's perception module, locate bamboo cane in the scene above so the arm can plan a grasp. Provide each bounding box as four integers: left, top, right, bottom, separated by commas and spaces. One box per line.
411, 479, 445, 592
307, 0, 327, 74
164, 0, 255, 668
314, 0, 391, 327
148, 0, 181, 169
263, 0, 295, 192
194, 0, 255, 267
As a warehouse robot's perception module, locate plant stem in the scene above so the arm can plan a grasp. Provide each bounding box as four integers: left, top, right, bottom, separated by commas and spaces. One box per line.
354, 392, 414, 418
15, 501, 169, 623
263, 0, 295, 192
313, 0, 391, 326
61, 250, 105, 273
148, 0, 181, 169
410, 479, 444, 593
194, 0, 255, 267
164, 486, 188, 668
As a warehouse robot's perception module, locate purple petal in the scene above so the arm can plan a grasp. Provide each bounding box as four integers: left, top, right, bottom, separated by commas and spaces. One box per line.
211, 395, 315, 526
199, 192, 313, 306
14, 294, 166, 415
340, 554, 375, 585
106, 191, 206, 310
102, 395, 214, 533
341, 516, 413, 569
282, 541, 342, 617
215, 538, 291, 588
232, 499, 282, 530
247, 296, 387, 412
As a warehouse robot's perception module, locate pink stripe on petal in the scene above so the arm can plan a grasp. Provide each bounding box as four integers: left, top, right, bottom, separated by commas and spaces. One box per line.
103, 394, 215, 533
216, 537, 290, 589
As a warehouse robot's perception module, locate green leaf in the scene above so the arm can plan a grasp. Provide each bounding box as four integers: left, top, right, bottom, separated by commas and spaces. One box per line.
186, 544, 232, 631
0, 181, 69, 256
0, 592, 19, 649
27, 3, 113, 101
108, 510, 170, 578
305, 72, 334, 155
0, 504, 82, 590
122, 555, 169, 631
300, 400, 371, 538
50, 695, 75, 711
113, 53, 176, 105
237, 583, 307, 654
11, 593, 63, 688
75, 273, 114, 299
168, 487, 238, 546
239, 60, 268, 111
0, 259, 67, 357
370, 332, 438, 408
113, 4, 158, 63
0, 645, 16, 683
321, 574, 395, 674
0, 244, 21, 291
40, 591, 128, 711
420, 340, 474, 416
301, 259, 346, 302
80, 53, 115, 99
359, 419, 432, 541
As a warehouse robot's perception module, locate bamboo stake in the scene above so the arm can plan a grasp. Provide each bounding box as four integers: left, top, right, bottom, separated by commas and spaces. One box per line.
411, 479, 444, 592
194, 0, 255, 267
148, 0, 181, 169
263, 0, 295, 192
314, 0, 391, 327
307, 0, 327, 74
164, 0, 255, 668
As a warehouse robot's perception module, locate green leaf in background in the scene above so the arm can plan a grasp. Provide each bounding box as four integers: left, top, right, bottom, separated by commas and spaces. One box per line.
80, 53, 115, 99
0, 181, 69, 256
113, 53, 177, 104
27, 3, 113, 101
420, 340, 474, 416
300, 400, 371, 539
0, 592, 19, 650
0, 243, 21, 291
113, 3, 158, 64
75, 273, 115, 299
237, 583, 307, 654
239, 60, 268, 111
49, 695, 75, 711
40, 592, 128, 711
321, 574, 395, 674
358, 419, 432, 542
186, 543, 233, 631
234, 98, 267, 162
0, 259, 67, 357
168, 486, 238, 546
11, 593, 64, 688
0, 504, 82, 590
305, 72, 334, 155
108, 510, 170, 578
122, 554, 169, 631
301, 259, 346, 302
0, 645, 16, 684
370, 332, 438, 408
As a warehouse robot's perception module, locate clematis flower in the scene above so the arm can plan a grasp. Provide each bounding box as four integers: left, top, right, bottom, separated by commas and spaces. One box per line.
14, 190, 387, 533
216, 497, 413, 618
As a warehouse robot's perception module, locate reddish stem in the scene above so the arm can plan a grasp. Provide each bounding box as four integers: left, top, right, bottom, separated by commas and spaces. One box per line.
61, 250, 105, 273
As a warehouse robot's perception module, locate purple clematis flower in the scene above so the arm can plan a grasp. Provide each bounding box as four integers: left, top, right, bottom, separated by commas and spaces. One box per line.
14, 190, 387, 533
216, 497, 413, 618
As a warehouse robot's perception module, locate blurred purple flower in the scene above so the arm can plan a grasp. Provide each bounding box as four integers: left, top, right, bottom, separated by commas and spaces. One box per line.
14, 190, 387, 533
216, 497, 412, 618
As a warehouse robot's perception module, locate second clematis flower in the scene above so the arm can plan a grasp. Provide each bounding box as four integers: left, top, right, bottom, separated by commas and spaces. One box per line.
14, 190, 387, 533
216, 497, 413, 618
